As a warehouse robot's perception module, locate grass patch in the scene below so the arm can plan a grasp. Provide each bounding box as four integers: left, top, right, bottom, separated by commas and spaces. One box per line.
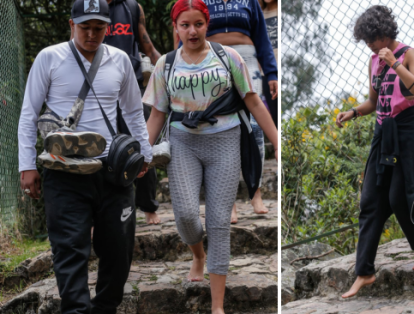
204, 274, 209, 280
394, 256, 410, 261
170, 278, 182, 285
168, 266, 176, 271
0, 237, 50, 273
149, 275, 158, 281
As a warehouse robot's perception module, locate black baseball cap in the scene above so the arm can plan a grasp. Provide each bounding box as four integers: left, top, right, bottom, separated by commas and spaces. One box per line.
71, 0, 111, 24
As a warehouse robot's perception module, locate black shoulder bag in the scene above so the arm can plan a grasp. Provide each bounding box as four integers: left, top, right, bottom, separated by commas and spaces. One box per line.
68, 41, 145, 186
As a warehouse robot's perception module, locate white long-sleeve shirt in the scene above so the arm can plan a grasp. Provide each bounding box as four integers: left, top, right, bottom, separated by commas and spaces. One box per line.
18, 41, 152, 172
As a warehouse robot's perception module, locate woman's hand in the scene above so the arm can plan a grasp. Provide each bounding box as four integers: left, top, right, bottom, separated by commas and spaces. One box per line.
336, 111, 354, 128
378, 48, 397, 67
137, 163, 149, 178
268, 80, 278, 99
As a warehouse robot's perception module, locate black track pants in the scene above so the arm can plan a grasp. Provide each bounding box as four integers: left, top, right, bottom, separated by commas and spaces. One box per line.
117, 103, 159, 213
356, 148, 414, 275
43, 168, 136, 314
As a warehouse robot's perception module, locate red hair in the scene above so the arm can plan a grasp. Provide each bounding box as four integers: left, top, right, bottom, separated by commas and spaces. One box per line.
171, 0, 210, 25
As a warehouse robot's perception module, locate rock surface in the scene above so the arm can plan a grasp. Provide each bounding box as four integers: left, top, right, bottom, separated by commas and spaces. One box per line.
156, 160, 277, 203
134, 199, 277, 261
0, 251, 53, 289
281, 242, 340, 305
294, 238, 414, 299
1, 254, 277, 314
282, 295, 414, 313
1, 199, 278, 313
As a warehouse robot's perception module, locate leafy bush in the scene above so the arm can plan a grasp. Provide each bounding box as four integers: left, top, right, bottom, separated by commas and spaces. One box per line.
282, 96, 381, 254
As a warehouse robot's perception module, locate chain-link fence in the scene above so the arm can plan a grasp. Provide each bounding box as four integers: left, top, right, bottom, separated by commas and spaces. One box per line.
0, 1, 26, 229
281, 0, 414, 254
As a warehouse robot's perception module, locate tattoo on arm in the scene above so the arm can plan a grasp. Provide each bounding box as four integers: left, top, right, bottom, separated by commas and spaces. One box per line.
142, 34, 151, 44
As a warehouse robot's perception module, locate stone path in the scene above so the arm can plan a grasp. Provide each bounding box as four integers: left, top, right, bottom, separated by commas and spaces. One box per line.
133, 199, 277, 261
1, 200, 278, 314
294, 238, 414, 299
282, 238, 414, 313
282, 295, 414, 313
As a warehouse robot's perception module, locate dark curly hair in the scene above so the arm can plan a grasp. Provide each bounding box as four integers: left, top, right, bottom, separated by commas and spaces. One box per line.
353, 5, 399, 43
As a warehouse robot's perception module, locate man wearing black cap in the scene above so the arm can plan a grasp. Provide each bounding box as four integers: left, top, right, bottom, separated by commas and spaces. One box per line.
18, 0, 152, 313
104, 0, 162, 225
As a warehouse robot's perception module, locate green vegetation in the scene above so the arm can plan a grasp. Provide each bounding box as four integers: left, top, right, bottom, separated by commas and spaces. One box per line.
282, 96, 405, 254
0, 237, 50, 273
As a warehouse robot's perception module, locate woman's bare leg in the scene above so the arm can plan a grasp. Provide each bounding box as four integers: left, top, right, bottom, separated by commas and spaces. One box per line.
210, 273, 226, 314
187, 241, 206, 281
341, 275, 376, 298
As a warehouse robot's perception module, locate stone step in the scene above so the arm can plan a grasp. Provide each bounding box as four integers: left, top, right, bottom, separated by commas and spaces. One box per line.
133, 199, 277, 261
1, 254, 277, 314
281, 242, 341, 305
282, 295, 414, 313
156, 159, 277, 203
294, 238, 414, 300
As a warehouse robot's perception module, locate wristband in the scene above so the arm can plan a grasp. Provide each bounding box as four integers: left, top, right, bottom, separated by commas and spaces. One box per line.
349, 108, 362, 120
392, 60, 401, 70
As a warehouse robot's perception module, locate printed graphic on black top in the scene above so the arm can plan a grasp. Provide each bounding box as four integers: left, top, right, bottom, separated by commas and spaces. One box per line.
373, 73, 397, 121
265, 16, 278, 50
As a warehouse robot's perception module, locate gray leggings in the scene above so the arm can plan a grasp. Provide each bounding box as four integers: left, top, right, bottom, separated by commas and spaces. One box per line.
167, 126, 241, 275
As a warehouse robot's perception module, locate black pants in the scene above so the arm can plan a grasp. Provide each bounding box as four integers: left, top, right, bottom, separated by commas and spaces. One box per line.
44, 168, 136, 314
117, 103, 159, 213
356, 147, 414, 275
262, 78, 278, 128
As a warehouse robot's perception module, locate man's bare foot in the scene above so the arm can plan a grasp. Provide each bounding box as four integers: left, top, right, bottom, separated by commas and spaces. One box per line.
188, 254, 206, 282
212, 309, 225, 314
231, 204, 238, 224
341, 275, 376, 298
144, 212, 161, 225
251, 189, 269, 214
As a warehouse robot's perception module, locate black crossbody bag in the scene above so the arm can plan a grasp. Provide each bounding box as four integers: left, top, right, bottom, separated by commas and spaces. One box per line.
68, 41, 145, 186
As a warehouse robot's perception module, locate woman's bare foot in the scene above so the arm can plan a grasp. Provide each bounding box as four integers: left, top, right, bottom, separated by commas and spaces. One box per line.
341, 275, 376, 298
251, 189, 269, 214
144, 212, 161, 225
188, 253, 206, 282
231, 204, 238, 224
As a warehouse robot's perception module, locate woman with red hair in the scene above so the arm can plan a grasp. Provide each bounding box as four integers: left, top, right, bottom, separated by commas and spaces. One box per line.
174, 0, 279, 223
143, 0, 278, 312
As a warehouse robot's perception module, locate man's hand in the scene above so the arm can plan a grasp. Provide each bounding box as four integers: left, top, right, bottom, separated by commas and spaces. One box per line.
269, 80, 278, 100
20, 170, 41, 199
137, 162, 149, 178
